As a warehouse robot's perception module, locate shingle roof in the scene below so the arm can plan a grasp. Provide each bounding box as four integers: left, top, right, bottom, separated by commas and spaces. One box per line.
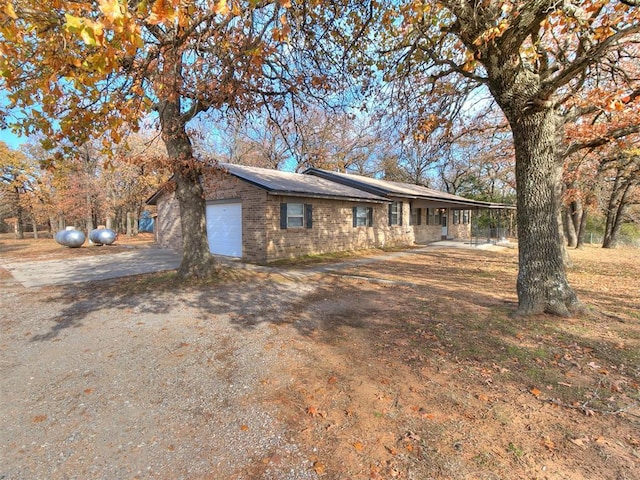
218, 163, 389, 203
304, 168, 514, 209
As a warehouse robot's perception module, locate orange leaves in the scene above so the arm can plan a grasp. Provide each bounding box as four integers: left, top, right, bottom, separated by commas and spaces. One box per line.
312, 460, 326, 474
98, 0, 125, 23
3, 2, 17, 20
213, 0, 230, 16
64, 14, 105, 47
472, 19, 510, 47
542, 436, 556, 451
306, 405, 327, 418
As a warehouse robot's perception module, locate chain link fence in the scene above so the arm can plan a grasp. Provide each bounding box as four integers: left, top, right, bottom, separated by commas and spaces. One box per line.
583, 232, 640, 248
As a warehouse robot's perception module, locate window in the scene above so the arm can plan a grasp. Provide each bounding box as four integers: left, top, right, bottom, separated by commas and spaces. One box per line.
427, 208, 438, 225
388, 201, 403, 226
280, 203, 313, 229
353, 206, 373, 227
453, 210, 460, 225
410, 207, 422, 226
462, 210, 470, 225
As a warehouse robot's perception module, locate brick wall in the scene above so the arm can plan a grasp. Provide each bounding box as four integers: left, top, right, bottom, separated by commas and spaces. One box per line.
264, 196, 415, 262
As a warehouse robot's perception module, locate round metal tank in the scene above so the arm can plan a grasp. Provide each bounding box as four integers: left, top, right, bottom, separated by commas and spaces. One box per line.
55, 229, 86, 248
89, 228, 117, 245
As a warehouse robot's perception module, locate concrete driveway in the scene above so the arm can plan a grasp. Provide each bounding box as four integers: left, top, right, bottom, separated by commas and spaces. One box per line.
2, 248, 182, 288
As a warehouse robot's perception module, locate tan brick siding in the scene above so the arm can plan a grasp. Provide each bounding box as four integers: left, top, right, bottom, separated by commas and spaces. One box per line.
156, 191, 182, 251
264, 197, 415, 262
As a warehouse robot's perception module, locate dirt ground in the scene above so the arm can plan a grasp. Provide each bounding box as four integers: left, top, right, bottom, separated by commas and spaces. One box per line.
1, 233, 638, 479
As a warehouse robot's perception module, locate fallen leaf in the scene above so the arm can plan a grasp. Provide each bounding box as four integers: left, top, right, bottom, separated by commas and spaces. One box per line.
530, 386, 542, 397
476, 393, 490, 402
543, 437, 556, 450
32, 415, 47, 423
84, 388, 93, 394
240, 424, 249, 431
327, 376, 337, 384
313, 461, 325, 474
570, 437, 589, 447
353, 441, 364, 452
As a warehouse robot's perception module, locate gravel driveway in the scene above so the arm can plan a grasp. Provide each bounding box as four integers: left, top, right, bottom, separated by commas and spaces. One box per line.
0, 266, 320, 480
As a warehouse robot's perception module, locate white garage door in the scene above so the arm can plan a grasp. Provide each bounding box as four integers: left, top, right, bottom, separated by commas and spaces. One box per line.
206, 203, 242, 257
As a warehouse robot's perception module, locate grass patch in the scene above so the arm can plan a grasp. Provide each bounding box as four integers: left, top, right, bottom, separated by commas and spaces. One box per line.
266, 245, 417, 267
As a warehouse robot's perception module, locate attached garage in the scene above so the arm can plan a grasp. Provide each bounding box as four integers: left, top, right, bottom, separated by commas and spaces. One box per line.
206, 201, 242, 257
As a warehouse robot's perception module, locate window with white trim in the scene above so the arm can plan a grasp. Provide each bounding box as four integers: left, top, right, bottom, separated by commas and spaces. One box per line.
353, 206, 373, 227
280, 203, 313, 229
388, 201, 402, 226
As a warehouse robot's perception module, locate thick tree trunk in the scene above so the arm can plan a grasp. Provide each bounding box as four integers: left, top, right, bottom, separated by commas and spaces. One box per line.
480, 46, 584, 315
487, 65, 581, 315
158, 103, 215, 278
510, 115, 581, 315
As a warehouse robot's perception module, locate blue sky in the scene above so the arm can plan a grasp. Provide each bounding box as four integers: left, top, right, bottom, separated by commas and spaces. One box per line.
0, 129, 26, 149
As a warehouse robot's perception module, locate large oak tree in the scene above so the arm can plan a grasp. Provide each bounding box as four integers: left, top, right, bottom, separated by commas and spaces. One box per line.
381, 0, 640, 315
0, 0, 347, 276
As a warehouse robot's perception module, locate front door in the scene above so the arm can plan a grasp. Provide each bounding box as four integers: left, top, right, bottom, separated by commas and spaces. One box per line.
441, 210, 448, 239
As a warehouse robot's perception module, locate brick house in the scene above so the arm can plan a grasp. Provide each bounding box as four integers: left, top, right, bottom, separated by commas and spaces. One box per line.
147, 163, 503, 263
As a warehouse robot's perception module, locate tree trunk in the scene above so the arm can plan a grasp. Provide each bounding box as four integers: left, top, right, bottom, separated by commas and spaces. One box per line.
105, 217, 113, 230
132, 209, 139, 236
488, 69, 581, 315
126, 212, 133, 236
31, 215, 38, 239
86, 192, 94, 234
603, 179, 632, 248
158, 109, 215, 278
564, 207, 577, 247
14, 192, 24, 239
576, 208, 588, 249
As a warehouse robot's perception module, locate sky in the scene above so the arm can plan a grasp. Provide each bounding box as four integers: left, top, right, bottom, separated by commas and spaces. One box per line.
0, 129, 26, 149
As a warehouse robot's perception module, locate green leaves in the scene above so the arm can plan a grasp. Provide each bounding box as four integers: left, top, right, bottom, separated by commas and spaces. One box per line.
64, 14, 103, 46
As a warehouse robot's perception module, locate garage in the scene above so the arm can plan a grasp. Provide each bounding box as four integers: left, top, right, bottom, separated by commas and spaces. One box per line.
206, 202, 242, 257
